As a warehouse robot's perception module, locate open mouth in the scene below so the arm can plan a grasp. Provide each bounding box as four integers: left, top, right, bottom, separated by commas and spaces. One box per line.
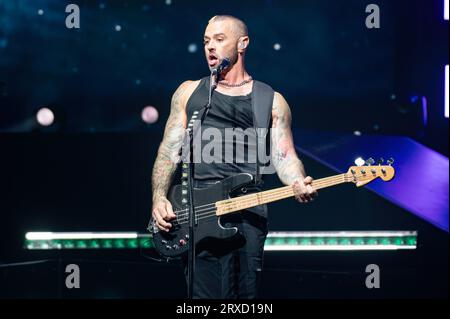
208, 54, 219, 67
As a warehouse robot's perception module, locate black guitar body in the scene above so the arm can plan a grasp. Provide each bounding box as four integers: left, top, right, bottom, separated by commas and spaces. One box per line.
150, 173, 254, 258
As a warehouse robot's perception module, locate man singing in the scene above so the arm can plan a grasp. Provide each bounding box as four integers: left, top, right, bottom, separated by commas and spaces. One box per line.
151, 15, 317, 299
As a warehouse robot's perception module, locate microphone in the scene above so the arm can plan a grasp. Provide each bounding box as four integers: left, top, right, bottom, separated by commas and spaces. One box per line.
212, 57, 230, 75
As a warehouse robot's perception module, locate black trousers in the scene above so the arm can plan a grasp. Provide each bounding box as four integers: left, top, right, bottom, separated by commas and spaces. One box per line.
182, 180, 268, 299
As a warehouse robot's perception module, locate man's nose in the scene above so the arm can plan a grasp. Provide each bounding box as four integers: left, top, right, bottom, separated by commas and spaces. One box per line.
206, 41, 215, 51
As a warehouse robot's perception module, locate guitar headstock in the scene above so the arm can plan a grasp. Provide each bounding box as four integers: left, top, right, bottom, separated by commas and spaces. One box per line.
346, 157, 396, 187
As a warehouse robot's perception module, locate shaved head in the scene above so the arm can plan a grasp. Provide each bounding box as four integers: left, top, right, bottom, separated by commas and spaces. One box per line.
204, 15, 250, 71
208, 15, 248, 38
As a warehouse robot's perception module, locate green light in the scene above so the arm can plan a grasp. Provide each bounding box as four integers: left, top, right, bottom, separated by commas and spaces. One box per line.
312, 238, 325, 245
287, 238, 298, 245
339, 239, 351, 245
300, 239, 311, 245
353, 238, 364, 245
115, 239, 125, 248
76, 240, 87, 249
127, 239, 138, 248
380, 238, 391, 245
140, 239, 152, 248
89, 240, 100, 248
326, 238, 338, 245
102, 239, 113, 248
63, 240, 75, 249
406, 237, 417, 245
366, 238, 378, 245
393, 237, 404, 245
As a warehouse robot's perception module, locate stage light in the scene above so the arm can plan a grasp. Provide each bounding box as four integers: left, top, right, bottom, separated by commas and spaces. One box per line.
445, 65, 449, 118
188, 43, 197, 53
354, 157, 365, 166
353, 130, 362, 136
38, 9, 44, 16
24, 231, 417, 251
445, 0, 449, 20
273, 43, 281, 51
36, 108, 54, 126
115, 24, 122, 32
25, 232, 138, 240
141, 106, 159, 124
165, 0, 172, 5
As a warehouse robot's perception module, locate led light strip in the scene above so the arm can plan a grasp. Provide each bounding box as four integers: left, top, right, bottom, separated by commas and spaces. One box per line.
445, 65, 448, 118
264, 245, 416, 251
266, 231, 417, 238
25, 232, 138, 240
24, 231, 417, 251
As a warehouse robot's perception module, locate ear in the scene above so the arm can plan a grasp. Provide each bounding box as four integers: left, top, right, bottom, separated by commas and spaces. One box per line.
238, 36, 249, 53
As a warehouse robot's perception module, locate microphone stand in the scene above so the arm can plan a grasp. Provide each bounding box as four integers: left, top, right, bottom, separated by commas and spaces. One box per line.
187, 69, 218, 299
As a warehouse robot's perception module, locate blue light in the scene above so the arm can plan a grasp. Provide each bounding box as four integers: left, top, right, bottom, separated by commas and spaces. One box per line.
421, 96, 428, 126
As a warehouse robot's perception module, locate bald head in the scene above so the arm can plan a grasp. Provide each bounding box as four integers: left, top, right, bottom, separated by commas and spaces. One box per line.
204, 15, 250, 70
208, 15, 248, 38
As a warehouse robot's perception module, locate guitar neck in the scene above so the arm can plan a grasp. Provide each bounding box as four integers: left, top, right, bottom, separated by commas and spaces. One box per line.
215, 173, 349, 216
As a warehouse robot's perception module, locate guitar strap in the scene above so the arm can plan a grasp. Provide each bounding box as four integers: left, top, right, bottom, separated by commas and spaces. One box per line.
250, 80, 275, 186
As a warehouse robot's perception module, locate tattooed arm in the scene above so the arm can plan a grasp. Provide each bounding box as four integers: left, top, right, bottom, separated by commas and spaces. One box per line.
151, 80, 197, 231
271, 92, 317, 203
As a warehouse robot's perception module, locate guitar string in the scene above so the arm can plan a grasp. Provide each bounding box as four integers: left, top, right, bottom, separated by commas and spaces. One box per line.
174, 176, 345, 223
171, 175, 345, 223
174, 180, 343, 225
171, 174, 359, 225
172, 174, 347, 217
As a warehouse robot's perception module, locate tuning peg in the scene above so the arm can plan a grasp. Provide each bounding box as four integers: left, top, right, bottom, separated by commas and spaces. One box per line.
377, 157, 384, 165
387, 157, 395, 166
365, 158, 375, 166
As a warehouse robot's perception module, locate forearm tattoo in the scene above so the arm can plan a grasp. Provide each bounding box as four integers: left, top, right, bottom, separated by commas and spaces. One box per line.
151, 82, 189, 202
271, 93, 306, 185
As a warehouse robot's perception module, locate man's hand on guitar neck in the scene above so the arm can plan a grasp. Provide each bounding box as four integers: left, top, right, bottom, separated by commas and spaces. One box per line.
152, 197, 176, 232
292, 176, 318, 203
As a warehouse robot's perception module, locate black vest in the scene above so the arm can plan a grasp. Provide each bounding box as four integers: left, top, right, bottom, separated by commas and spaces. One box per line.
185, 77, 274, 217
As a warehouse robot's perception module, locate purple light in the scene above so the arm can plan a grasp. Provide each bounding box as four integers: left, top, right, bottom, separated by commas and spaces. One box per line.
141, 106, 159, 124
